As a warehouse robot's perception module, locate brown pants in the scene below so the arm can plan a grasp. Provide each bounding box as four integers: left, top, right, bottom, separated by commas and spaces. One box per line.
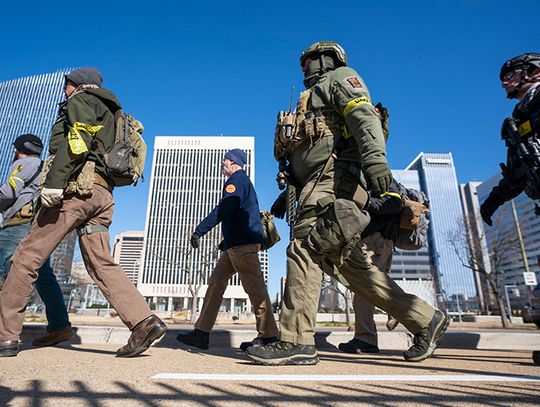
353, 232, 394, 346
195, 243, 278, 338
0, 185, 153, 340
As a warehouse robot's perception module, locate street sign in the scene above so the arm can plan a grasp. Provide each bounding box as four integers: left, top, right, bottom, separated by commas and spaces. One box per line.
523, 272, 538, 286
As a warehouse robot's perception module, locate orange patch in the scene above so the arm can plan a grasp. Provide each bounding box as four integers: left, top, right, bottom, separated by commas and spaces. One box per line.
225, 184, 236, 193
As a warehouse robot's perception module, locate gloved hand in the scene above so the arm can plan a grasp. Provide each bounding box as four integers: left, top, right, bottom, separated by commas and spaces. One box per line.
270, 191, 287, 219
364, 163, 392, 198
41, 188, 64, 208
480, 194, 504, 227
190, 232, 201, 249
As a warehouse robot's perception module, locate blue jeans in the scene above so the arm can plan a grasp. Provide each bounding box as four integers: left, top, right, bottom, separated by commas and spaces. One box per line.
0, 222, 70, 332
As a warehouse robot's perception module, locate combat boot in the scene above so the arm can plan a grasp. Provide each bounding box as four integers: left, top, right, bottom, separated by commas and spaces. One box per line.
403, 310, 449, 362
246, 340, 319, 365
0, 339, 18, 357
116, 315, 167, 358
176, 329, 210, 350
239, 336, 277, 352
338, 338, 380, 354
533, 351, 540, 366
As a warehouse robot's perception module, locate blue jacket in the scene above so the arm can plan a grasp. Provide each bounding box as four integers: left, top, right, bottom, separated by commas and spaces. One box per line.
195, 169, 263, 250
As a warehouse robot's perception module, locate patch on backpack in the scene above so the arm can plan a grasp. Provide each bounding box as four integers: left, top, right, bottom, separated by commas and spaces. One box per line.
346, 76, 363, 88
225, 184, 236, 193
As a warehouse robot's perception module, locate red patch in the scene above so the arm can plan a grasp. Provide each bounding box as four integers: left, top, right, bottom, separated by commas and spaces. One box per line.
346, 76, 363, 88
225, 184, 236, 193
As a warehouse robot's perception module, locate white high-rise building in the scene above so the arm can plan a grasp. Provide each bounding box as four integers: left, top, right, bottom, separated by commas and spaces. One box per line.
138, 136, 268, 313
113, 231, 145, 284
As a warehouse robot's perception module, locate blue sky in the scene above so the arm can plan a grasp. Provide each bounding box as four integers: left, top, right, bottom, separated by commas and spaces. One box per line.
1, 1, 539, 298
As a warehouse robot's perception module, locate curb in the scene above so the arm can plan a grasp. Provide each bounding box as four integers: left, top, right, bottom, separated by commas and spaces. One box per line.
20, 324, 540, 350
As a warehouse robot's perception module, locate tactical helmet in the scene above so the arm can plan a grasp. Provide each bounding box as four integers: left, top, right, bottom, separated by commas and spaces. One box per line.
300, 41, 347, 68
500, 53, 540, 81
13, 134, 43, 156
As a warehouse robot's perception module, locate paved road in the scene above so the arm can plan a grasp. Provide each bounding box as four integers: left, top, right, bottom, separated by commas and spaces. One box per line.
1, 342, 539, 406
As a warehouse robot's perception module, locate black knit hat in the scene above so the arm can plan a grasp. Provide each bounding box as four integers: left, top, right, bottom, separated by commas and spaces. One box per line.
13, 134, 43, 156
65, 67, 103, 87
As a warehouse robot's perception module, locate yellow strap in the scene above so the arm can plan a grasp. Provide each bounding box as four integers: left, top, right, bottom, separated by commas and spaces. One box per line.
68, 122, 103, 155
343, 96, 372, 117
381, 191, 401, 199
518, 120, 532, 136
8, 165, 24, 190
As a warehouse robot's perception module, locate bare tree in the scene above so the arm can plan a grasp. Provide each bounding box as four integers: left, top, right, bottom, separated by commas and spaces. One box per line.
448, 214, 513, 328
146, 232, 221, 323
321, 275, 352, 328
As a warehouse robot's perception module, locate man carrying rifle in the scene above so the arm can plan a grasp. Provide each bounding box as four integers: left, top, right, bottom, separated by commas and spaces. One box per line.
480, 53, 540, 366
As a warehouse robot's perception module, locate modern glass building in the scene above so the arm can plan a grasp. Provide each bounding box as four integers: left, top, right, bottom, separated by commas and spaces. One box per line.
406, 153, 477, 311
476, 174, 540, 311
139, 136, 269, 313
0, 70, 77, 306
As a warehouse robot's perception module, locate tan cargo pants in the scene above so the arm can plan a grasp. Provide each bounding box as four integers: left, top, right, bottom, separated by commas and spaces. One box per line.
195, 243, 278, 338
279, 168, 435, 346
352, 232, 394, 346
0, 185, 153, 340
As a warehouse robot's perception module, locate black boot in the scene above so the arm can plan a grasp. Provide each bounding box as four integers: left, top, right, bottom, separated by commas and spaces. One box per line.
533, 351, 540, 366
176, 329, 210, 350
239, 336, 277, 352
403, 310, 449, 362
338, 338, 380, 354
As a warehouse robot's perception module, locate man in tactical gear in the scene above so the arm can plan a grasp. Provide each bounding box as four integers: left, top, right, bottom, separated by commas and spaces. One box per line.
479, 53, 540, 366
0, 134, 73, 349
177, 149, 278, 351
0, 68, 166, 358
247, 41, 448, 365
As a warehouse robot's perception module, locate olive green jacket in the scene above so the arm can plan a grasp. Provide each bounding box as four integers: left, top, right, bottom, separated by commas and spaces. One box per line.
45, 88, 121, 189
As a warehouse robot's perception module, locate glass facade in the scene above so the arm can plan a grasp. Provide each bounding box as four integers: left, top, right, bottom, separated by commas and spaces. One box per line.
407, 153, 477, 310
0, 69, 77, 306
477, 174, 540, 310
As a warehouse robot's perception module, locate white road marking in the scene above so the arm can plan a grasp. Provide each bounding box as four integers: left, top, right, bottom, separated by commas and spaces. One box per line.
152, 373, 540, 382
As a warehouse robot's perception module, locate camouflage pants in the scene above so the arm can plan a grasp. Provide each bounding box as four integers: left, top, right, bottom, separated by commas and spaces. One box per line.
352, 232, 394, 347
279, 168, 435, 346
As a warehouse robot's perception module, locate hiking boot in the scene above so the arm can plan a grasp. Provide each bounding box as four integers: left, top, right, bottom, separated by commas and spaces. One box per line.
0, 339, 18, 357
338, 338, 380, 354
239, 336, 277, 352
403, 310, 449, 362
533, 351, 540, 366
116, 315, 167, 358
176, 329, 210, 350
246, 340, 319, 365
386, 315, 399, 331
32, 326, 73, 347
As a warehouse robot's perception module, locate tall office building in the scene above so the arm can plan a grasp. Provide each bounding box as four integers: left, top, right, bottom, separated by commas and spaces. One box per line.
476, 174, 540, 310
113, 231, 145, 284
139, 136, 268, 313
406, 153, 477, 310
0, 70, 77, 303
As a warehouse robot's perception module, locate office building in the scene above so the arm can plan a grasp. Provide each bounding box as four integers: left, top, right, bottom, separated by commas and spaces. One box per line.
139, 136, 267, 313
113, 231, 145, 284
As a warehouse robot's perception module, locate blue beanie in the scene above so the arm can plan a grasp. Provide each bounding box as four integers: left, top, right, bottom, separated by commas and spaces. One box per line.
224, 149, 247, 167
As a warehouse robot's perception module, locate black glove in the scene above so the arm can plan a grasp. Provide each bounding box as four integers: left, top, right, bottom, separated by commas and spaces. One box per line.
190, 232, 201, 249
364, 163, 392, 198
480, 194, 504, 227
270, 192, 287, 219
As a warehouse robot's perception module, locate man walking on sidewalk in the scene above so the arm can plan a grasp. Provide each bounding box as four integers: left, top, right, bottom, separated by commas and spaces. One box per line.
177, 149, 278, 351
0, 67, 166, 358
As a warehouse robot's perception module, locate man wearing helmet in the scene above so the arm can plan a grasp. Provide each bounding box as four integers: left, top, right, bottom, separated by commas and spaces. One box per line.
480, 53, 540, 366
246, 41, 448, 365
0, 134, 73, 351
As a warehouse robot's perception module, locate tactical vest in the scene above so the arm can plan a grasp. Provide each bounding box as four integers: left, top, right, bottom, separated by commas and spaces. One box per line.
274, 89, 346, 186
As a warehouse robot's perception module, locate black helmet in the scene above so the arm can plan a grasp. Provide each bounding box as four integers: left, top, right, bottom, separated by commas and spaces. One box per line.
300, 41, 347, 68
13, 134, 43, 156
500, 53, 540, 82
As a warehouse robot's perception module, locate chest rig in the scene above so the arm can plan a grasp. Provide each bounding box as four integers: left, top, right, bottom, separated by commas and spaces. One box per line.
274, 89, 344, 161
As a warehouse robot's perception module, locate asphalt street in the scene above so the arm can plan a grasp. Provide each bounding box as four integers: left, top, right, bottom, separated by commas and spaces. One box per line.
1, 341, 539, 406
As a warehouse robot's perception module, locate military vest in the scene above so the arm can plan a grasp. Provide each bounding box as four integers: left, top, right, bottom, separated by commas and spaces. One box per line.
274, 88, 349, 186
